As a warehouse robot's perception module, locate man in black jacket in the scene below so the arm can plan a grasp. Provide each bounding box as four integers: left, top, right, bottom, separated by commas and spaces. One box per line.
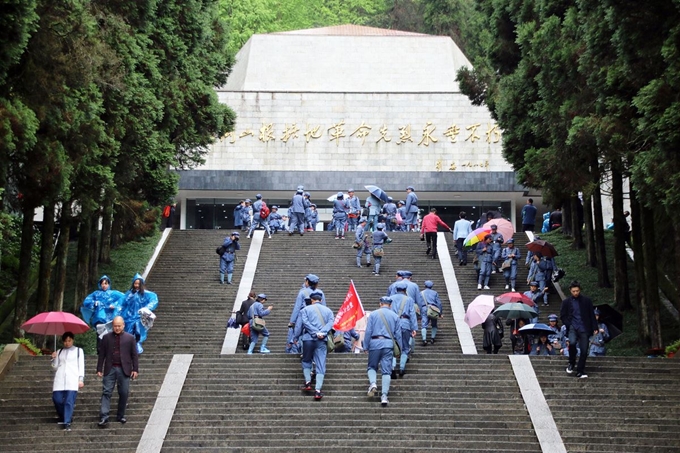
560, 281, 598, 378
97, 316, 139, 426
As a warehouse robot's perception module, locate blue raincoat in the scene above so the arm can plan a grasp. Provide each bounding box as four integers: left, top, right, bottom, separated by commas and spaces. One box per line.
121, 273, 159, 353
80, 275, 125, 327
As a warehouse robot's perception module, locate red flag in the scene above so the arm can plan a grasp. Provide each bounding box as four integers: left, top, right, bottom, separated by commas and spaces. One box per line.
333, 280, 366, 331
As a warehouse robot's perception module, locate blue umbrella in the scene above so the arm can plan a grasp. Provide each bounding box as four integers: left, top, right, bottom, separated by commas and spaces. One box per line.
365, 185, 389, 203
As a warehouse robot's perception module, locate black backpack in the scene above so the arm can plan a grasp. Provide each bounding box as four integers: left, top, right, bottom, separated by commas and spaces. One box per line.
216, 245, 227, 256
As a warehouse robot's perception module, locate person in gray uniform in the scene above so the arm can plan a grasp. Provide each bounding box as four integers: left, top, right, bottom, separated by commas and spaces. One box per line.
404, 186, 419, 231
388, 282, 417, 378
501, 238, 520, 292
293, 292, 334, 400
365, 193, 382, 232
363, 296, 403, 407
289, 188, 306, 236
355, 217, 372, 268
332, 192, 349, 239
347, 188, 361, 232
382, 197, 398, 232
372, 223, 390, 276
489, 224, 504, 273
476, 235, 494, 290
247, 194, 272, 239
420, 280, 443, 346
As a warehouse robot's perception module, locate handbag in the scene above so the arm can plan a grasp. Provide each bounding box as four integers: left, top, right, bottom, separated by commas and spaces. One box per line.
427, 304, 441, 320
314, 305, 335, 352
372, 246, 384, 257
377, 310, 401, 357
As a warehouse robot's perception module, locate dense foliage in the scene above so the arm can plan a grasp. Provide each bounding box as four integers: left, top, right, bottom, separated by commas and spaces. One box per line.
0, 0, 235, 335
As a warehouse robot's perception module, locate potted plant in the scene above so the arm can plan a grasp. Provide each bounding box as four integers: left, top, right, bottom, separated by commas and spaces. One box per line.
14, 337, 42, 356
665, 339, 680, 358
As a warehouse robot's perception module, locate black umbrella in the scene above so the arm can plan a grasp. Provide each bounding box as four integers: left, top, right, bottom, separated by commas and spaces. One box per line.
595, 303, 623, 342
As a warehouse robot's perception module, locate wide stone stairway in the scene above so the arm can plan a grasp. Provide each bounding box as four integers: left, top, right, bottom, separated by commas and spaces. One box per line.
1, 229, 679, 453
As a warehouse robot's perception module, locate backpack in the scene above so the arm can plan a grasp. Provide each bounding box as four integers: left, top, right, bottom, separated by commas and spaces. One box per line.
216, 245, 227, 256
260, 201, 270, 219
162, 205, 171, 217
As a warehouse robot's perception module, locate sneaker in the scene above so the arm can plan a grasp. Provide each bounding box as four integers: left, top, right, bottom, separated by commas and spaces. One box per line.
98, 418, 109, 428
399, 370, 405, 378
381, 394, 389, 407
341, 237, 346, 240
505, 284, 509, 290
391, 370, 397, 379
566, 364, 574, 374
477, 284, 482, 290
374, 273, 380, 276
64, 423, 71, 432
576, 372, 588, 379
301, 382, 312, 392
335, 236, 339, 240
483, 286, 491, 290
268, 235, 272, 239
246, 235, 251, 239
118, 417, 127, 424
430, 338, 436, 344
314, 390, 324, 400
491, 270, 497, 274
367, 383, 378, 397
260, 347, 271, 354
512, 288, 516, 292
422, 340, 428, 347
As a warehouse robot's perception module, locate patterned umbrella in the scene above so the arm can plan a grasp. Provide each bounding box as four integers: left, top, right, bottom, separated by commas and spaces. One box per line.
463, 227, 492, 247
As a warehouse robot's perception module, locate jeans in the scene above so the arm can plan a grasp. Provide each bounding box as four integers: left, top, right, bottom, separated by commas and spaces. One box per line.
456, 237, 467, 264
100, 367, 130, 421
53, 390, 78, 423
568, 327, 590, 373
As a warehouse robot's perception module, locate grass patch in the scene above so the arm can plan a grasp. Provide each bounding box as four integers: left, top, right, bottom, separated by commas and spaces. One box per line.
0, 230, 161, 354
542, 229, 680, 356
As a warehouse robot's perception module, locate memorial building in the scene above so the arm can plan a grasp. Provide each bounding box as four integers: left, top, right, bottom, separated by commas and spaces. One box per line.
175, 25, 536, 229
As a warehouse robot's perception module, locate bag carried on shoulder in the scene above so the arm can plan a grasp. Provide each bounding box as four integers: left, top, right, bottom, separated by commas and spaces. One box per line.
427, 304, 441, 320
333, 333, 345, 349
377, 310, 401, 357
501, 258, 512, 270
216, 245, 227, 256
372, 246, 384, 257
352, 241, 361, 249
259, 201, 270, 219
313, 306, 335, 352
252, 317, 266, 332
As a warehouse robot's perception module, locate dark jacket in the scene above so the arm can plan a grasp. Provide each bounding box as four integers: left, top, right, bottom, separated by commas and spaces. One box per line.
560, 294, 597, 334
97, 331, 139, 377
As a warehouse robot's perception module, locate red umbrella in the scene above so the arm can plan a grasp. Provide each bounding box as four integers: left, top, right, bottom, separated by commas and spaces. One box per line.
526, 239, 559, 258
21, 311, 90, 335
495, 292, 537, 307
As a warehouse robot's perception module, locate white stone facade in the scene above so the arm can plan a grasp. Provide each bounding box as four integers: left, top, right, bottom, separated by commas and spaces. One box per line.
206, 91, 507, 173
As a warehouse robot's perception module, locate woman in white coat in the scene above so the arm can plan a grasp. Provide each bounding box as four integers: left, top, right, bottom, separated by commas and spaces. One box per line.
51, 332, 84, 431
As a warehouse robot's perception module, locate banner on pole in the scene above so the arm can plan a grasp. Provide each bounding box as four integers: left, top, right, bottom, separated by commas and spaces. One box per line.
333, 280, 366, 331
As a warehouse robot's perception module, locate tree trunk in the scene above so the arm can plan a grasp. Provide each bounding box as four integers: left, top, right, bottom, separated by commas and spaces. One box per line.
99, 195, 113, 264
74, 215, 92, 313
611, 167, 632, 310
111, 203, 123, 250
13, 207, 36, 337
89, 213, 99, 288
640, 203, 662, 348
583, 193, 597, 267
630, 190, 648, 343
569, 195, 584, 248
592, 183, 612, 288
672, 222, 680, 312
562, 198, 573, 237
52, 201, 72, 312
36, 200, 55, 314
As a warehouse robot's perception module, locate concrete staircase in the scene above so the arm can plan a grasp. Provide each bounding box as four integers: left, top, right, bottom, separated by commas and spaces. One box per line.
2, 229, 680, 453
0, 354, 172, 452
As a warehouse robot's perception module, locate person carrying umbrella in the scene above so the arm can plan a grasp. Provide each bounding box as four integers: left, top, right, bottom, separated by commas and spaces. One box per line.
560, 280, 598, 378
527, 253, 550, 306
51, 332, 85, 431
482, 313, 503, 354
489, 224, 504, 273
365, 193, 383, 232
404, 186, 419, 231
